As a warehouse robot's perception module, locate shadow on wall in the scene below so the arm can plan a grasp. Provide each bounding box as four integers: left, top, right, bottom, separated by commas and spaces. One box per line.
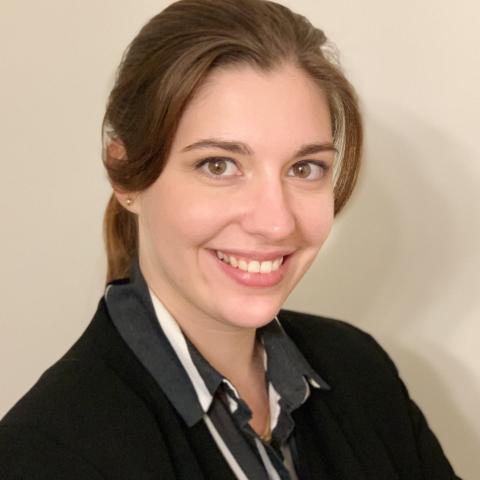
285, 105, 480, 478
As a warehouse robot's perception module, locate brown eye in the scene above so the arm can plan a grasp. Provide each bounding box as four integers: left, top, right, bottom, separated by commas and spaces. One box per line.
292, 162, 312, 178
207, 158, 227, 175
288, 161, 327, 181
196, 157, 239, 178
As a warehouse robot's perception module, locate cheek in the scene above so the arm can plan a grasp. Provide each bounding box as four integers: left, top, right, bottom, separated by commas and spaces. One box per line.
143, 185, 227, 248
295, 192, 335, 246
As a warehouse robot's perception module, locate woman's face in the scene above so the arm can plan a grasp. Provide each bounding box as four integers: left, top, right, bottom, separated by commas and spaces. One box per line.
133, 63, 335, 331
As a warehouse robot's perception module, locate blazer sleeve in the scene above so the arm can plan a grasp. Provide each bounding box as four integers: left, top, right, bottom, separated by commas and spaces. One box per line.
0, 422, 105, 480
366, 332, 463, 480
405, 397, 463, 480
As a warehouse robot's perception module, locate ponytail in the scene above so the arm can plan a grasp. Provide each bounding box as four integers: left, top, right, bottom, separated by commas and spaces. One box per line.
103, 194, 138, 283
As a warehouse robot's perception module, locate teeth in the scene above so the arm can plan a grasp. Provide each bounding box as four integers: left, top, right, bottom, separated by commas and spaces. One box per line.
272, 257, 283, 270
248, 261, 260, 273
260, 261, 272, 273
216, 251, 285, 273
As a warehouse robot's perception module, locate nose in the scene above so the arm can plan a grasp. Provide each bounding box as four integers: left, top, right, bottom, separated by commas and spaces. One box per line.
239, 178, 296, 241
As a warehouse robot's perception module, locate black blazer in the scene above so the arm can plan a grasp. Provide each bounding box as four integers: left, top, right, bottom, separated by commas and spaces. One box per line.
0, 300, 460, 479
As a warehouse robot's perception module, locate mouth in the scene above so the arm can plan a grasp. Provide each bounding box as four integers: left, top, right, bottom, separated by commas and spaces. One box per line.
208, 249, 294, 288
215, 250, 289, 274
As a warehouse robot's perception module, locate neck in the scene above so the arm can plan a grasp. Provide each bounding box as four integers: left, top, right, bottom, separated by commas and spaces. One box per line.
177, 313, 260, 384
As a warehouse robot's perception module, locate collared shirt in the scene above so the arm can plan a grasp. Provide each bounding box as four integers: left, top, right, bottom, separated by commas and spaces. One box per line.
105, 262, 330, 480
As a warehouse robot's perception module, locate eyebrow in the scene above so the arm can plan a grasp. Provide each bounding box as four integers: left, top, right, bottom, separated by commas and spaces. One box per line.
181, 138, 337, 157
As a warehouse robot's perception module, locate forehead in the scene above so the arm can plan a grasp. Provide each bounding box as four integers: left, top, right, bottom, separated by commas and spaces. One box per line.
171, 63, 332, 156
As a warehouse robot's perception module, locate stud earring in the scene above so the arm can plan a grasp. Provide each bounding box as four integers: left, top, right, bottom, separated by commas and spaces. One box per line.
126, 197, 133, 207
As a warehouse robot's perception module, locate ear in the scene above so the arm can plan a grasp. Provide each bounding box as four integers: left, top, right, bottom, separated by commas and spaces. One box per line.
106, 137, 127, 163
106, 138, 141, 214
113, 189, 141, 215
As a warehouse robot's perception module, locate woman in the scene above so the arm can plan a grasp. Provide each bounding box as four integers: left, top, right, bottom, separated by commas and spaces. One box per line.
0, 0, 460, 478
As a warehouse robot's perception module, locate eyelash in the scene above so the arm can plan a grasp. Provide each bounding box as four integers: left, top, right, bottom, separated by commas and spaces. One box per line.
195, 157, 330, 181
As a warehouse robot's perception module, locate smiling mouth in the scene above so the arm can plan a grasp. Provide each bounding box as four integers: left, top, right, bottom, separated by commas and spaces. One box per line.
215, 250, 289, 274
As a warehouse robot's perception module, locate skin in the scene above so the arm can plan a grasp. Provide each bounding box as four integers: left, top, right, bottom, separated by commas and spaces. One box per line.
117, 62, 335, 434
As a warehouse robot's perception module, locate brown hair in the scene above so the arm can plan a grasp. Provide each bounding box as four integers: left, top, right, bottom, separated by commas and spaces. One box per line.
103, 0, 363, 282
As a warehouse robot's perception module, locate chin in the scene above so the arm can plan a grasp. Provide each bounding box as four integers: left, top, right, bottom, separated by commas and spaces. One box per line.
219, 300, 283, 330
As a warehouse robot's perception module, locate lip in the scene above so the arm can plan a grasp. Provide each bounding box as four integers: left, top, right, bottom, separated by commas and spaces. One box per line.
208, 249, 292, 288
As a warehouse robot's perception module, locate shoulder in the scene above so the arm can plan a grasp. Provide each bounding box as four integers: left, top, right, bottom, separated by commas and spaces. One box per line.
0, 304, 173, 477
1, 353, 141, 428
277, 308, 394, 365
277, 309, 401, 395
0, 356, 121, 477
0, 351, 150, 436
1, 299, 158, 436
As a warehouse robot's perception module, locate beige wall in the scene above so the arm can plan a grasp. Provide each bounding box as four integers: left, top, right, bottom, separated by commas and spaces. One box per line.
1, 0, 478, 477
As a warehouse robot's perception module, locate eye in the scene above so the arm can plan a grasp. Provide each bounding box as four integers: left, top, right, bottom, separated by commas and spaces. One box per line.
195, 157, 240, 178
288, 161, 328, 181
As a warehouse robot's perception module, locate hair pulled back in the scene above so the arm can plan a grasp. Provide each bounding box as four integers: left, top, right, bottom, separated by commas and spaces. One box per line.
103, 0, 363, 282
